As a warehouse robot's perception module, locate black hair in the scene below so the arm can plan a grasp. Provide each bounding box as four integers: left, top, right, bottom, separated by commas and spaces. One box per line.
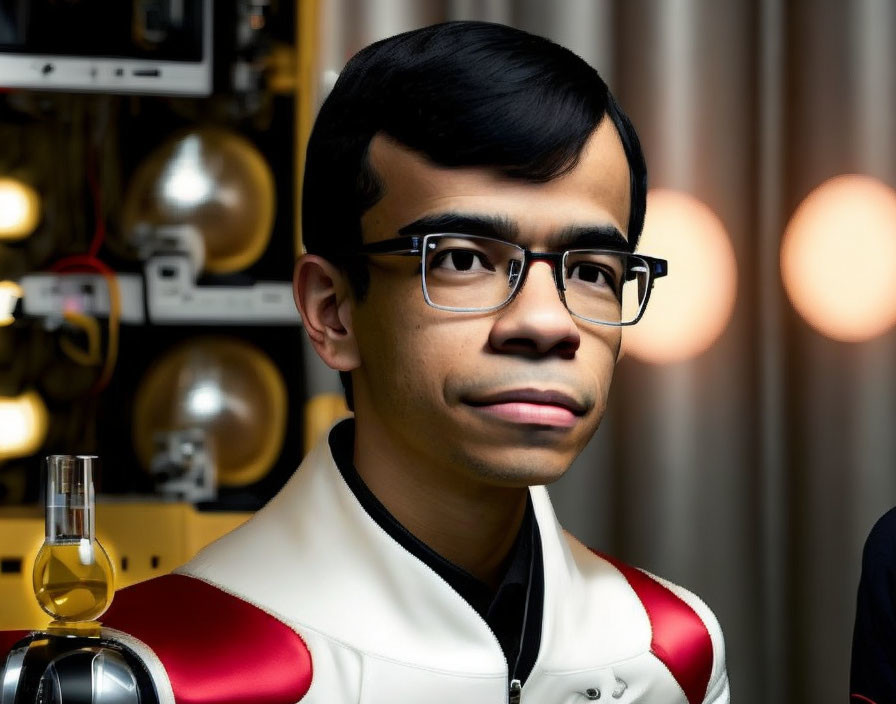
301, 21, 647, 408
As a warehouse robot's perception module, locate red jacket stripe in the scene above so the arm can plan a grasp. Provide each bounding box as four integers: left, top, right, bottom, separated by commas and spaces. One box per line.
595, 551, 713, 704
104, 574, 312, 704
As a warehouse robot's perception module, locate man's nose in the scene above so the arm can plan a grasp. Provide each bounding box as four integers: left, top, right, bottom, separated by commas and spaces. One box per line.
488, 260, 581, 358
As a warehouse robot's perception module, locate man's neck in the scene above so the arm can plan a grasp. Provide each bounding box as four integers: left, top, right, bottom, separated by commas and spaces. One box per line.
352, 418, 529, 589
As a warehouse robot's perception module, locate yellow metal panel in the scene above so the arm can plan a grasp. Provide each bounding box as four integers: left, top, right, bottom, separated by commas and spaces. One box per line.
0, 504, 250, 630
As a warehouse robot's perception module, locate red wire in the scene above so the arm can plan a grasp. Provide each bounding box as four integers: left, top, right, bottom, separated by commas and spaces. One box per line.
49, 254, 114, 276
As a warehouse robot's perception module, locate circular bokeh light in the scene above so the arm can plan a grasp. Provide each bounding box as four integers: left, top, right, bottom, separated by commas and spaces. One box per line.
0, 281, 23, 326
781, 174, 896, 342
623, 189, 738, 364
0, 178, 41, 240
0, 390, 49, 461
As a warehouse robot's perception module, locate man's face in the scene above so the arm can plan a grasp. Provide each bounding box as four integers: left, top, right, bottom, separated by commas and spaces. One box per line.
349, 117, 632, 488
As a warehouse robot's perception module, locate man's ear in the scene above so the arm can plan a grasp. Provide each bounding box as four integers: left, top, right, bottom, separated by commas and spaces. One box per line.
293, 255, 361, 372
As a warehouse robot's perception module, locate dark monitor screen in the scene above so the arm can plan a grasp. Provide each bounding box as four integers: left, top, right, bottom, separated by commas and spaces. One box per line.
0, 0, 211, 95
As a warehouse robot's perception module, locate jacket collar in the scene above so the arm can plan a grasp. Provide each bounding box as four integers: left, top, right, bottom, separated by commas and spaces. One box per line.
181, 428, 651, 675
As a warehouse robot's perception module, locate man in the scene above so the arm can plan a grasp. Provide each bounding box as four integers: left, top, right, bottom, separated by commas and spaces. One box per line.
1, 21, 729, 704
851, 507, 896, 704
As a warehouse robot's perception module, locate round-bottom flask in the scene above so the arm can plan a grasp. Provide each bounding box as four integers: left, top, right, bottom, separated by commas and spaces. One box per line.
32, 455, 114, 633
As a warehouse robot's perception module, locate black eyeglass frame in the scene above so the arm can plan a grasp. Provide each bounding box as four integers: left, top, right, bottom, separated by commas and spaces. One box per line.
345, 233, 668, 326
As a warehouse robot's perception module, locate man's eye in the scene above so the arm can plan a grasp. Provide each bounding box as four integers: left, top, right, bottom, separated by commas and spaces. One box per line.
431, 249, 495, 272
567, 263, 617, 290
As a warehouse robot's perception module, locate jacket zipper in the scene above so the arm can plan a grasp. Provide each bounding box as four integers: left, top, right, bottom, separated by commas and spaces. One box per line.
507, 532, 536, 703
508, 678, 522, 704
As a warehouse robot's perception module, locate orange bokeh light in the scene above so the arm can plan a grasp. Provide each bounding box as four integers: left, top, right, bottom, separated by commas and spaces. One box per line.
0, 390, 48, 462
0, 178, 40, 240
781, 174, 896, 342
0, 281, 23, 326
623, 189, 738, 364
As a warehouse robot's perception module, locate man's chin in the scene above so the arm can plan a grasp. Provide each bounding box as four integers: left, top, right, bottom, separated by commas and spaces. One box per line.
451, 442, 578, 488
441, 408, 595, 475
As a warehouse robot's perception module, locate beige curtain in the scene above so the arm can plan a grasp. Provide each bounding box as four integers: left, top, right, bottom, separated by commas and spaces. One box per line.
308, 2, 896, 701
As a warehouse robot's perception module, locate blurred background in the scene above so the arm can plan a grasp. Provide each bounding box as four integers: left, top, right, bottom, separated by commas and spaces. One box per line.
0, 1, 894, 703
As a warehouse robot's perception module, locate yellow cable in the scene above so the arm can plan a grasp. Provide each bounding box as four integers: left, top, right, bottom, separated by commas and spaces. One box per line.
60, 312, 102, 366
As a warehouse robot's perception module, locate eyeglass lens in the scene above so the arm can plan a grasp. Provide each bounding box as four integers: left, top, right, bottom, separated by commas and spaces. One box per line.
422, 235, 650, 324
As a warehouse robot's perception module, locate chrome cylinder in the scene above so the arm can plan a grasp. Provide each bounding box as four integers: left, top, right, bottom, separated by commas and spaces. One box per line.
1, 633, 158, 704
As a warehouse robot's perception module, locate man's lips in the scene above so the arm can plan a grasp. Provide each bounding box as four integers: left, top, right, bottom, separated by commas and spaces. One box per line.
464, 389, 586, 428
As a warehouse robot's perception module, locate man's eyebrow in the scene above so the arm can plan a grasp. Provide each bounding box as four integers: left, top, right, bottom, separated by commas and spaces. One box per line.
397, 212, 631, 252
397, 213, 518, 239
551, 225, 632, 252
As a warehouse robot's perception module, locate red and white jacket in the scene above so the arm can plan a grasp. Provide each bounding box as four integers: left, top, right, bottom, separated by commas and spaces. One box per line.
3, 435, 730, 704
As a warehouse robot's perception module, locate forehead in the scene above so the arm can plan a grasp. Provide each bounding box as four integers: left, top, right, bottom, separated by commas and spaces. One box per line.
360, 117, 632, 247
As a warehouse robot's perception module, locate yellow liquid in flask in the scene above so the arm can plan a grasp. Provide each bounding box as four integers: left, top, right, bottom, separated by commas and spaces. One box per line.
32, 540, 114, 622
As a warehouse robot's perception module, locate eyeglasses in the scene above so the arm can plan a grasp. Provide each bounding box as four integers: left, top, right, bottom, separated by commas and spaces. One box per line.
351, 233, 668, 326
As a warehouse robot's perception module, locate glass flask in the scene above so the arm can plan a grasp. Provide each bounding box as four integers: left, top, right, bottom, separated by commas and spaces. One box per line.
32, 455, 114, 632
